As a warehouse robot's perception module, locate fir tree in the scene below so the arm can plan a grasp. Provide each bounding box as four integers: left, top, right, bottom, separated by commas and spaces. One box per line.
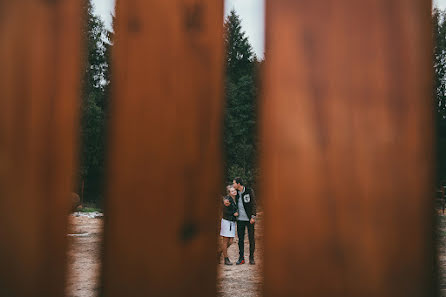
223, 10, 259, 187
78, 0, 112, 204
434, 8, 446, 183
224, 10, 255, 82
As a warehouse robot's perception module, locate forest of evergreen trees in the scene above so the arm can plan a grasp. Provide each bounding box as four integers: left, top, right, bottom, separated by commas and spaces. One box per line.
223, 10, 261, 188
78, 1, 112, 205
81, 3, 446, 204
80, 1, 446, 204
434, 8, 446, 184
79, 3, 260, 204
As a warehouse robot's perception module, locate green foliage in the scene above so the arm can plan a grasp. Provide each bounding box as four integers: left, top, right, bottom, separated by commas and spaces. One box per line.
223, 11, 260, 188
227, 164, 258, 190
78, 0, 112, 204
434, 9, 446, 184
224, 10, 255, 81
434, 9, 446, 118
79, 207, 102, 213
77, 8, 261, 201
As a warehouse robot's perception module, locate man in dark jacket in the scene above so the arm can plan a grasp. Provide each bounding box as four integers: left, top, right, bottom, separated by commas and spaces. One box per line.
233, 177, 256, 265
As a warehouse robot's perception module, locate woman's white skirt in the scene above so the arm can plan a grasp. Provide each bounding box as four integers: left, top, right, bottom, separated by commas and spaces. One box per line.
220, 218, 236, 238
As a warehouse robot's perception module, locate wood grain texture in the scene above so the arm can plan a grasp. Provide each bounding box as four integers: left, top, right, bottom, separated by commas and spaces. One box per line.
261, 0, 434, 296
101, 1, 224, 296
0, 0, 82, 296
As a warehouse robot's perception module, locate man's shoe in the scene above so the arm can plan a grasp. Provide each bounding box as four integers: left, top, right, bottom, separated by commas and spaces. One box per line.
224, 257, 233, 266
236, 258, 245, 265
249, 257, 255, 265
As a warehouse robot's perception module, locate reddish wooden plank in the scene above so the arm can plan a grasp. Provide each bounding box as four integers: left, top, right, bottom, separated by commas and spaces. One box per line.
101, 1, 224, 296
0, 1, 82, 296
261, 0, 434, 296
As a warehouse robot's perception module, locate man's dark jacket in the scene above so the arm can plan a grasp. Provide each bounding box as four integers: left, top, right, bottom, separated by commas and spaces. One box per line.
237, 187, 256, 219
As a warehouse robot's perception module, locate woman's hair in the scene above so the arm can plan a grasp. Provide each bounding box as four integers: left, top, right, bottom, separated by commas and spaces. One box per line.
226, 185, 234, 195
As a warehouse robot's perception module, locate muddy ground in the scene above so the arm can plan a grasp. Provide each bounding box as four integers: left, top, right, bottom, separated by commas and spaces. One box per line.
217, 212, 263, 297
66, 212, 262, 297
438, 214, 446, 297
69, 211, 446, 296
66, 214, 103, 297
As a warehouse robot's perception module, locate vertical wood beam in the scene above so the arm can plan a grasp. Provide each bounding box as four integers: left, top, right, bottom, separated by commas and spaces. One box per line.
101, 1, 224, 296
0, 0, 82, 296
262, 0, 434, 296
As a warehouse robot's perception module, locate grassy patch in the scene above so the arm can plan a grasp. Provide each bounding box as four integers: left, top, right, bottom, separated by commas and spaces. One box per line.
77, 202, 102, 213
78, 207, 102, 213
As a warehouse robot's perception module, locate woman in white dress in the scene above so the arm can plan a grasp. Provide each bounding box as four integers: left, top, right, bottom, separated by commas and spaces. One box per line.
219, 185, 239, 265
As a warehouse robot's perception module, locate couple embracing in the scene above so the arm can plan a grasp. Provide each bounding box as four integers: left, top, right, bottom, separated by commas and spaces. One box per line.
219, 177, 256, 266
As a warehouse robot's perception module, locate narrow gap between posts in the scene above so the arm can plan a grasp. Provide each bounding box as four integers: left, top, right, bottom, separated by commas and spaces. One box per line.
217, 1, 265, 296
65, 1, 265, 297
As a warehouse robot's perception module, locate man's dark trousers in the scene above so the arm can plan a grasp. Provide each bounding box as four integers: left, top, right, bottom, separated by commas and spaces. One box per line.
237, 221, 255, 259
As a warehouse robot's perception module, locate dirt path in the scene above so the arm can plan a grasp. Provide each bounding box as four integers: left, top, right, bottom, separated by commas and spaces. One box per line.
438, 213, 446, 297
68, 211, 446, 296
217, 212, 263, 297
66, 214, 103, 297
66, 212, 262, 297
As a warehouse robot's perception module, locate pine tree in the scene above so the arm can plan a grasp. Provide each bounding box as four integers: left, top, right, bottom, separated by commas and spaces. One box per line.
434, 9, 446, 119
224, 10, 255, 82
78, 0, 112, 204
434, 8, 446, 183
223, 10, 259, 187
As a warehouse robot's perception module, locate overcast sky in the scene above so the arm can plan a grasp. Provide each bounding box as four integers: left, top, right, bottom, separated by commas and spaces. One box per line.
436, 0, 446, 9
91, 0, 265, 57
224, 0, 265, 57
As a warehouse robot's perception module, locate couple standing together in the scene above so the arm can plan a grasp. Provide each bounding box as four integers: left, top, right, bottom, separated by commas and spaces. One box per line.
219, 177, 256, 266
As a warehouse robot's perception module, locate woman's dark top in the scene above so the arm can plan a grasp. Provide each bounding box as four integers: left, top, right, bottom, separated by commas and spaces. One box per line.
222, 195, 238, 221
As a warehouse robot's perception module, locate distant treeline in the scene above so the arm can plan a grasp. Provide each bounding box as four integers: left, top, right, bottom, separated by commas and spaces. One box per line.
434, 9, 446, 184
223, 10, 262, 189
77, 0, 112, 205
78, 3, 260, 205
82, 4, 446, 203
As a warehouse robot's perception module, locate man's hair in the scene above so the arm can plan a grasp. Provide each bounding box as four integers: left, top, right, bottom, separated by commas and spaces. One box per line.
234, 177, 244, 186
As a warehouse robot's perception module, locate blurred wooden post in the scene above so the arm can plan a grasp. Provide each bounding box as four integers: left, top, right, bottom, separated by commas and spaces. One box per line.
0, 1, 82, 296
261, 0, 434, 296
101, 1, 224, 296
